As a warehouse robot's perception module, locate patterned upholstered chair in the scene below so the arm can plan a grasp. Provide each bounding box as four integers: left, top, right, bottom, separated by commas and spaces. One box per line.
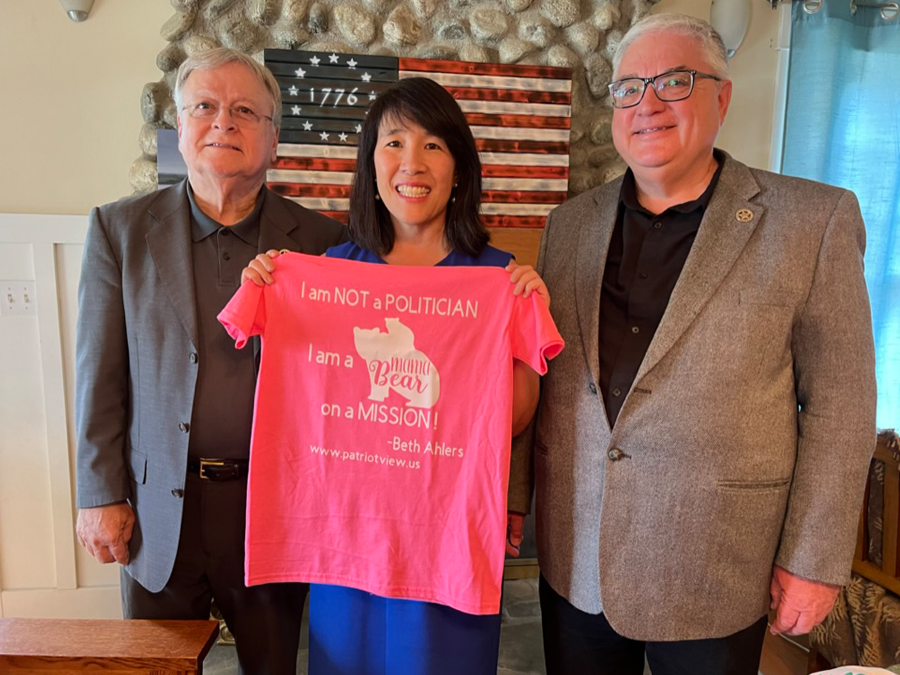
808, 430, 900, 670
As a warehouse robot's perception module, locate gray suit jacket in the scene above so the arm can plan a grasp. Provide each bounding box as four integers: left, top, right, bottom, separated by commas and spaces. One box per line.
509, 153, 877, 640
75, 180, 346, 592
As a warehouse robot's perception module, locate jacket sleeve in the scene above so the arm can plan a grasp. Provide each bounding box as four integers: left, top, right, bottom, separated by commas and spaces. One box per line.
775, 189, 877, 585
75, 206, 132, 508
507, 210, 555, 514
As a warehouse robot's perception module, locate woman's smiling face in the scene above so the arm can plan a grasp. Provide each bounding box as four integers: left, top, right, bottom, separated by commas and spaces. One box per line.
373, 115, 457, 234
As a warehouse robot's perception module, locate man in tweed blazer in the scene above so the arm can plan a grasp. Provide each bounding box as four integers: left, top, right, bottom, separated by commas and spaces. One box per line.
74, 49, 345, 675
509, 14, 877, 674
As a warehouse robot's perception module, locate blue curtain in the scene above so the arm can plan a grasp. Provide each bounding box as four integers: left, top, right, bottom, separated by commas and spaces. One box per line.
782, 1, 900, 429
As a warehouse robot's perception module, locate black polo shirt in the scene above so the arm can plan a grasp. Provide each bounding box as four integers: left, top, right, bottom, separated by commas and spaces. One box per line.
186, 184, 263, 460
598, 155, 724, 426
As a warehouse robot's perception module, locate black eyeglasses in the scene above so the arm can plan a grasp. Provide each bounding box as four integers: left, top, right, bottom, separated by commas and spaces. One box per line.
182, 101, 274, 127
607, 69, 723, 109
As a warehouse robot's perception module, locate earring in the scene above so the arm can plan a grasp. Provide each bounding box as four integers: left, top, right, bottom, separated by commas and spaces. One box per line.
451, 182, 458, 203
375, 193, 381, 201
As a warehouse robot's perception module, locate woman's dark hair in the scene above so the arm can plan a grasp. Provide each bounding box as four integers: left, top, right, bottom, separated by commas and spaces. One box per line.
348, 77, 489, 257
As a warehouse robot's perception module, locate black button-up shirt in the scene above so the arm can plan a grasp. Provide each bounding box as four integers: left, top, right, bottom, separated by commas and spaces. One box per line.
186, 184, 263, 460
598, 156, 724, 426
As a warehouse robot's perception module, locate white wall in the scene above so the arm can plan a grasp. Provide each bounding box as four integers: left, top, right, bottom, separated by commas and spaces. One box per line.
0, 215, 125, 618
0, 0, 172, 215
0, 0, 173, 619
0, 0, 784, 619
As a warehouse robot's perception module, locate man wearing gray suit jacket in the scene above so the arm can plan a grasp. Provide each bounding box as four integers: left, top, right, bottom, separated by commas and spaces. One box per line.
508, 14, 877, 674
75, 49, 345, 674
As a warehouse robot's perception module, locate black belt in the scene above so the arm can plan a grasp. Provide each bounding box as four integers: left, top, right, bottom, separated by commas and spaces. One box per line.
187, 458, 249, 481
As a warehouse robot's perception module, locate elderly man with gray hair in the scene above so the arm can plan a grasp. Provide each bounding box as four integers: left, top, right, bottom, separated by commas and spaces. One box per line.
509, 12, 877, 674
74, 48, 345, 674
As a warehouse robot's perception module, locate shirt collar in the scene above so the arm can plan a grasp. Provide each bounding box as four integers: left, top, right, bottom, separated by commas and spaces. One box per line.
187, 182, 264, 247
620, 149, 726, 217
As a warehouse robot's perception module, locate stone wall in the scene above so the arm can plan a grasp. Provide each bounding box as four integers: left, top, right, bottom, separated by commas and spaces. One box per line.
132, 0, 660, 197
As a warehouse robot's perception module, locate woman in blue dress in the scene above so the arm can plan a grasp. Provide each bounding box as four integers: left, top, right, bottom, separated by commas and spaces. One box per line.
244, 76, 549, 675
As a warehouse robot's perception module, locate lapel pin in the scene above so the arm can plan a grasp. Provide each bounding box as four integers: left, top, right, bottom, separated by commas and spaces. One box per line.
735, 208, 754, 223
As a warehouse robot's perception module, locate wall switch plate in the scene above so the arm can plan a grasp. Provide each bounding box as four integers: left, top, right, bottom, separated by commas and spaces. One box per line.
0, 280, 38, 316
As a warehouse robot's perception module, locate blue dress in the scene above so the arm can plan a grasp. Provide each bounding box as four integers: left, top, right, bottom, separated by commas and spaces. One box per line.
308, 240, 513, 675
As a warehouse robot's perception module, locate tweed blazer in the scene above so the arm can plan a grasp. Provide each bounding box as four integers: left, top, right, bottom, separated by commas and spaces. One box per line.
75, 180, 346, 592
509, 153, 877, 640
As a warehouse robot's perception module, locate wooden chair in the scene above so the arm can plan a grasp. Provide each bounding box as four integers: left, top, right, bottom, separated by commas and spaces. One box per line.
0, 618, 218, 674
806, 430, 900, 672
853, 431, 900, 595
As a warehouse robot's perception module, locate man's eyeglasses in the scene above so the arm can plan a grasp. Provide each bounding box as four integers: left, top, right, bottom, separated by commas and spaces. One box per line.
182, 101, 274, 127
607, 69, 723, 109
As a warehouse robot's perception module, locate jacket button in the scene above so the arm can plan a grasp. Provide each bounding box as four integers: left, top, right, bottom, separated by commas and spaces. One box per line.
608, 448, 625, 461
588, 383, 597, 394
189, 353, 198, 364
171, 488, 184, 498
178, 422, 190, 433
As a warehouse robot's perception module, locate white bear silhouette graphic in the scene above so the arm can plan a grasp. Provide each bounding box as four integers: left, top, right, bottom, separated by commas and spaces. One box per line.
353, 318, 440, 409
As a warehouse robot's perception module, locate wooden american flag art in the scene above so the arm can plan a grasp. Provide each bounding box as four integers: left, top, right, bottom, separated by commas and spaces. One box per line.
264, 49, 573, 231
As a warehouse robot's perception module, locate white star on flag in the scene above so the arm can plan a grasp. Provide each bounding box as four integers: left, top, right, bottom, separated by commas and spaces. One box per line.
319, 131, 330, 141
368, 91, 377, 101
338, 132, 348, 142
354, 123, 362, 133
347, 59, 358, 69
288, 85, 298, 96
361, 72, 372, 83
302, 120, 313, 131
295, 67, 306, 78
329, 53, 339, 63
291, 105, 301, 115
310, 56, 321, 66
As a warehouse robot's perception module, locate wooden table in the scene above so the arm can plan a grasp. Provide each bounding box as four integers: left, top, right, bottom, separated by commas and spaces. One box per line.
0, 618, 219, 674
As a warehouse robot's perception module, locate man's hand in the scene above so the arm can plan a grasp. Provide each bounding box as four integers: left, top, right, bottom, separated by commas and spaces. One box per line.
76, 503, 136, 565
507, 512, 525, 557
769, 564, 840, 635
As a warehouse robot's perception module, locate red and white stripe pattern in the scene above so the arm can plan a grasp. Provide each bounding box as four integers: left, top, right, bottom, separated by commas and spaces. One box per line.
265, 51, 572, 228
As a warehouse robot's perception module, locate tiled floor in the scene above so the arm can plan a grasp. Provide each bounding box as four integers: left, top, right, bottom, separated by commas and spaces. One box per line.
497, 578, 545, 675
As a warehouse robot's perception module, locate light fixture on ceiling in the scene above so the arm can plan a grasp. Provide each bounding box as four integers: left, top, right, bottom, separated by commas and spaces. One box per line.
710, 0, 752, 58
59, 0, 95, 22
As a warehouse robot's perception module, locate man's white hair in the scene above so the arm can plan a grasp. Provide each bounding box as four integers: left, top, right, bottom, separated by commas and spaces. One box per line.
174, 47, 282, 128
612, 13, 729, 80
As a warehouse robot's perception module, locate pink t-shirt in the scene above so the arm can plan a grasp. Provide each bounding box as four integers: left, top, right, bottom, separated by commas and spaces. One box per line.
218, 253, 563, 615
